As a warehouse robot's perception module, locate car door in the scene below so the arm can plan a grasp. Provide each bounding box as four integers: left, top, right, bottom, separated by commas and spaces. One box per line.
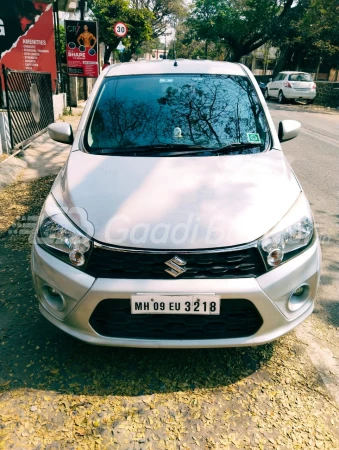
268, 73, 283, 98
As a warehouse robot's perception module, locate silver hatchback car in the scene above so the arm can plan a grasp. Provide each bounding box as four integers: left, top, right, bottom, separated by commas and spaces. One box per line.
31, 60, 321, 348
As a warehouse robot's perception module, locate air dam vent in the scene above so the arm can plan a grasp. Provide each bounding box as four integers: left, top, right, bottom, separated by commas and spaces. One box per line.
89, 299, 263, 340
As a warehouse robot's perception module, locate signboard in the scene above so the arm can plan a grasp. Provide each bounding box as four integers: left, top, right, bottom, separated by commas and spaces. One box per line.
65, 20, 99, 77
114, 22, 128, 38
0, 1, 57, 90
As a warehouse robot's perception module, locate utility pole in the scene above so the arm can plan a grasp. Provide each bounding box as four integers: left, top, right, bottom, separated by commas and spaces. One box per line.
53, 0, 62, 93
78, 0, 87, 100
163, 32, 171, 59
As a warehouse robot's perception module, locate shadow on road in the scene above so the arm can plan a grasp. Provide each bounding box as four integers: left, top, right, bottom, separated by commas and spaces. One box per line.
0, 176, 275, 398
266, 99, 338, 115
0, 240, 274, 397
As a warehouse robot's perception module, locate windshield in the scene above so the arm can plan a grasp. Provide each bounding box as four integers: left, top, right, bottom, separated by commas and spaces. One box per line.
84, 74, 271, 156
288, 73, 313, 82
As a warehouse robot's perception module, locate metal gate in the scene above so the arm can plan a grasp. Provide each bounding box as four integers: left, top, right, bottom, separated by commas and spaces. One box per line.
2, 68, 54, 148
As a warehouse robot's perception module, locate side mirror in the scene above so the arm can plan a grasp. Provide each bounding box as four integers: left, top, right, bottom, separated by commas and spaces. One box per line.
278, 120, 301, 142
48, 122, 74, 145
269, 77, 272, 82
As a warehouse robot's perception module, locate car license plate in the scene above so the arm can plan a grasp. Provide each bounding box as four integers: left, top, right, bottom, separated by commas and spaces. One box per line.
131, 295, 220, 315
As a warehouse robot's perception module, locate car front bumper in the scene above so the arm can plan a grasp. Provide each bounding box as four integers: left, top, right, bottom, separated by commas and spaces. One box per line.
31, 239, 321, 348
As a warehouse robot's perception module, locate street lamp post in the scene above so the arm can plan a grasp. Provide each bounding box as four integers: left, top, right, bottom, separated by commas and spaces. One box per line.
163, 32, 171, 60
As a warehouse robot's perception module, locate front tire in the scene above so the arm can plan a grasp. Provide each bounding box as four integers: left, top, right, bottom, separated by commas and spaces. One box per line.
264, 89, 270, 100
278, 90, 286, 104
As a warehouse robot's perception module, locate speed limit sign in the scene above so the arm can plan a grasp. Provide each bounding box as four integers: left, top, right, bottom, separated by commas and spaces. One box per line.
114, 22, 128, 38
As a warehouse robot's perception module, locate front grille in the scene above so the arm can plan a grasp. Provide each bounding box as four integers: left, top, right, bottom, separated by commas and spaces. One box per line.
85, 245, 266, 279
89, 299, 263, 340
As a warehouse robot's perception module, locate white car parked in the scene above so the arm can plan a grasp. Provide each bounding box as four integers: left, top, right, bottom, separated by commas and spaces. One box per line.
265, 71, 316, 104
31, 60, 321, 348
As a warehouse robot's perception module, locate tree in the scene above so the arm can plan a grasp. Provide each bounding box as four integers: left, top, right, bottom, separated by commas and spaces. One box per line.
91, 0, 154, 60
296, 0, 339, 56
271, 0, 339, 75
129, 0, 187, 37
169, 22, 228, 60
188, 0, 305, 62
58, 26, 66, 64
91, 0, 187, 61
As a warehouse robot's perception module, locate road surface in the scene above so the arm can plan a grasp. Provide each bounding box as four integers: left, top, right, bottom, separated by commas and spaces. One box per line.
0, 102, 338, 449
269, 101, 339, 405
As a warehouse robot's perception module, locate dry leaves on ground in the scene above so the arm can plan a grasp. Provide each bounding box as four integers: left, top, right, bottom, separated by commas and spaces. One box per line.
1, 176, 339, 450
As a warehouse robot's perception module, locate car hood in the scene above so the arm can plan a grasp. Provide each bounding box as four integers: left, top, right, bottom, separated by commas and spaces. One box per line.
52, 149, 301, 250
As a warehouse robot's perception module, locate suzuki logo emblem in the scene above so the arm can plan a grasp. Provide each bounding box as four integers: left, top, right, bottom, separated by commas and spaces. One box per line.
165, 256, 187, 277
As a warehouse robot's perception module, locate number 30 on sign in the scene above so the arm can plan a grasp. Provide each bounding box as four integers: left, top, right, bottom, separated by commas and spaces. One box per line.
114, 22, 128, 38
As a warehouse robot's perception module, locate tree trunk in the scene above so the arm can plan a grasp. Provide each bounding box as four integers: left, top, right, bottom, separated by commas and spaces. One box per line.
272, 45, 294, 77
228, 49, 243, 63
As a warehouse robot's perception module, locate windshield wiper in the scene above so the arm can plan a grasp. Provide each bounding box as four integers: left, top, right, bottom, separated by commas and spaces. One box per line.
125, 144, 206, 153
90, 142, 262, 156
215, 142, 262, 153
92, 144, 205, 155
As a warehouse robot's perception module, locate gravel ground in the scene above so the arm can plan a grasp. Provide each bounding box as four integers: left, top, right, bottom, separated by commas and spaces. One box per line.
1, 177, 339, 450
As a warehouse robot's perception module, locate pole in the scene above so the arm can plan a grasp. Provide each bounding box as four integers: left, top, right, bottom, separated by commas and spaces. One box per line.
54, 0, 63, 93
3, 66, 14, 150
53, 3, 58, 93
79, 0, 87, 100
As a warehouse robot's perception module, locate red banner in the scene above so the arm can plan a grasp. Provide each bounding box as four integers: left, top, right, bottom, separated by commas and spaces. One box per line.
0, 3, 57, 90
65, 20, 99, 78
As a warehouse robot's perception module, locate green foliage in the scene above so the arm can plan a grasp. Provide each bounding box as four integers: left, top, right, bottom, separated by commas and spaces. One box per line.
129, 0, 187, 37
91, 0, 154, 58
170, 23, 227, 60
58, 26, 66, 63
91, 0, 187, 59
293, 0, 339, 56
187, 0, 303, 61
137, 37, 164, 57
269, 0, 339, 74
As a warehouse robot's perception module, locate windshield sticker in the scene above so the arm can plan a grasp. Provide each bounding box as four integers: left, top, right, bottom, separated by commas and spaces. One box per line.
159, 78, 173, 83
247, 133, 261, 144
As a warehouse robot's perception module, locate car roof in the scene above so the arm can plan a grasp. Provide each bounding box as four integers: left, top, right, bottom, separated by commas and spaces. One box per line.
105, 59, 246, 77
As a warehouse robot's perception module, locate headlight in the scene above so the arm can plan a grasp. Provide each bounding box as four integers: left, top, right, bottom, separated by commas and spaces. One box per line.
259, 193, 314, 269
36, 195, 93, 267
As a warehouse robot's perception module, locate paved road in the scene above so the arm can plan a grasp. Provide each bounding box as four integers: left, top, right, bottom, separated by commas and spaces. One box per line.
0, 103, 339, 449
269, 101, 339, 403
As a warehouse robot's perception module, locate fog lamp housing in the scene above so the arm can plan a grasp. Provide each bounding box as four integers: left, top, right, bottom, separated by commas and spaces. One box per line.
288, 284, 310, 311
42, 285, 66, 312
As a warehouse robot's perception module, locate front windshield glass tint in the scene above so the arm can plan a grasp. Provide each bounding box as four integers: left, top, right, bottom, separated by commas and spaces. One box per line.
288, 73, 312, 82
85, 74, 270, 155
